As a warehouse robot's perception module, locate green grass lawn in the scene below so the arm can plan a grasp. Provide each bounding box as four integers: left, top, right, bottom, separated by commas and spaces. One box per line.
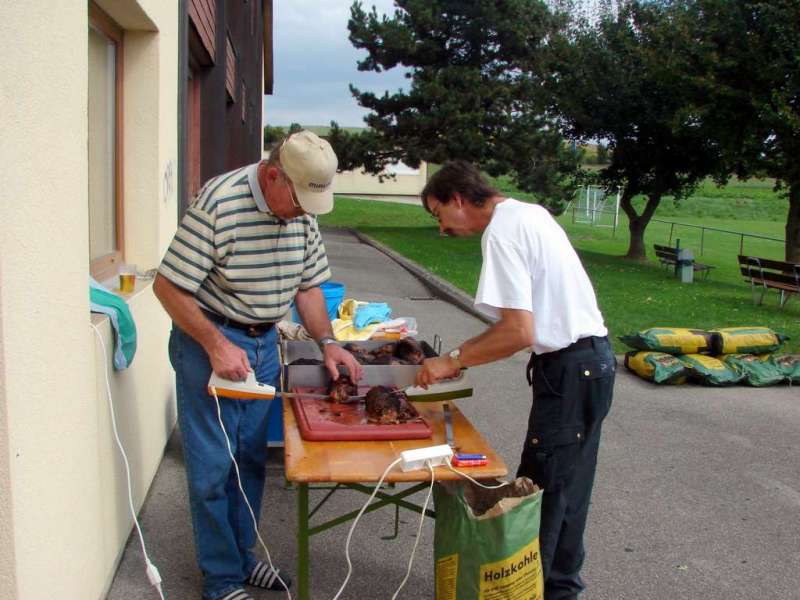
320, 189, 798, 354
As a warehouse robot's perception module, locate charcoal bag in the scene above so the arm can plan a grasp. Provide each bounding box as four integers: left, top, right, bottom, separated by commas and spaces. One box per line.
434, 477, 543, 600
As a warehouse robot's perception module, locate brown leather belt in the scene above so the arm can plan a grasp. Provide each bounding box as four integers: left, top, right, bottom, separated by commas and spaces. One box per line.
202, 309, 274, 337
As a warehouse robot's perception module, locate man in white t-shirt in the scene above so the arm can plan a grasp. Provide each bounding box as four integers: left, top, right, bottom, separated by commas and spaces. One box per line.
415, 161, 615, 600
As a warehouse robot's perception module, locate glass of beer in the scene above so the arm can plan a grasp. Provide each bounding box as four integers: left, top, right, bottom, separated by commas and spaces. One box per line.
118, 264, 137, 294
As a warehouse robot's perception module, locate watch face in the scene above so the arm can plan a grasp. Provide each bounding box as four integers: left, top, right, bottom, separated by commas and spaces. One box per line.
449, 349, 460, 359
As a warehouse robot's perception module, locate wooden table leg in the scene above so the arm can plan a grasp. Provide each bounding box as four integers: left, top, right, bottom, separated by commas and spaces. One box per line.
297, 482, 310, 600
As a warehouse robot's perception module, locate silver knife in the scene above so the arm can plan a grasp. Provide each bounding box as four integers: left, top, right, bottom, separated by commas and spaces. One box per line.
277, 391, 368, 401
443, 402, 455, 449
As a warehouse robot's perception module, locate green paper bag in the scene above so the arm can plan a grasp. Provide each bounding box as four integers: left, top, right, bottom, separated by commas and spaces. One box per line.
434, 477, 543, 600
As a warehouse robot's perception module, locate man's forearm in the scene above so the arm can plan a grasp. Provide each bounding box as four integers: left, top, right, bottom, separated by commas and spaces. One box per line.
458, 309, 534, 367
152, 274, 226, 354
293, 286, 334, 341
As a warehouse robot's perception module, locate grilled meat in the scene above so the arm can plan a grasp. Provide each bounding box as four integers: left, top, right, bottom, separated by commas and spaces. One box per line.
365, 386, 401, 424
327, 374, 358, 403
342, 343, 372, 363
341, 339, 427, 365
393, 338, 424, 365
290, 358, 324, 365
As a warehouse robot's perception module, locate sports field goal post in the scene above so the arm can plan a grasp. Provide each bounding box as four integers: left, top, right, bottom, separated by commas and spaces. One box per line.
570, 185, 620, 232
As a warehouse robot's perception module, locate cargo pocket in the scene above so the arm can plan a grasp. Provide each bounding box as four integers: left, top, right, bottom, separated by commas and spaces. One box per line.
579, 358, 616, 421
578, 358, 615, 380
523, 426, 585, 492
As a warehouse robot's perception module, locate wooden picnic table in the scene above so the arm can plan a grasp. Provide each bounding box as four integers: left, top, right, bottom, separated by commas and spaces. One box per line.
283, 398, 508, 600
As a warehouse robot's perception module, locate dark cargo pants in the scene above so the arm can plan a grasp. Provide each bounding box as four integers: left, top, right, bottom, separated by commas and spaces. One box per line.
516, 336, 615, 600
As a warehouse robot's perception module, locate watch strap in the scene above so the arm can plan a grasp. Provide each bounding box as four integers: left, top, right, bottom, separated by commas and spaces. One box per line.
318, 336, 340, 349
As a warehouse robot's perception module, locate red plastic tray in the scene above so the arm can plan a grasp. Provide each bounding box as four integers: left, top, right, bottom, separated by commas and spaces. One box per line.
290, 386, 432, 442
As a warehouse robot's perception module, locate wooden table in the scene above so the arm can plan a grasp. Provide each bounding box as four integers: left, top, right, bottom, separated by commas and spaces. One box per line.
283, 399, 508, 600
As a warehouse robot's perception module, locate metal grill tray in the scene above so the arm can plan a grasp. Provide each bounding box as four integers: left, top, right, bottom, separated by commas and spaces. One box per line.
282, 339, 437, 388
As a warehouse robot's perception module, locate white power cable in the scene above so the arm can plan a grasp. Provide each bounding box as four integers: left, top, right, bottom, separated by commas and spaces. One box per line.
331, 457, 403, 600
209, 386, 292, 600
90, 324, 166, 600
445, 458, 510, 490
390, 460, 435, 600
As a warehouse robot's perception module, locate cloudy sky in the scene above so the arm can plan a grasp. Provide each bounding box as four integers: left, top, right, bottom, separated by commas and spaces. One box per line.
263, 1, 409, 128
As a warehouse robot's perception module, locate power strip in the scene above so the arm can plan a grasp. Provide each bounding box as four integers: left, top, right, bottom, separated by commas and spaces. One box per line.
399, 444, 453, 472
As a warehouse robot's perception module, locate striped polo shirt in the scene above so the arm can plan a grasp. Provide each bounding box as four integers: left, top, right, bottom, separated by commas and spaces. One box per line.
158, 162, 331, 324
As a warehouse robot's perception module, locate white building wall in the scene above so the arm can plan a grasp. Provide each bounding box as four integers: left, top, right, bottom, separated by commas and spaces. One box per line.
333, 161, 428, 197
262, 148, 429, 198
0, 1, 178, 598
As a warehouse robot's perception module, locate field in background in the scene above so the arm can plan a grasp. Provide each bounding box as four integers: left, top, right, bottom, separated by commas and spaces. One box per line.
320, 181, 798, 353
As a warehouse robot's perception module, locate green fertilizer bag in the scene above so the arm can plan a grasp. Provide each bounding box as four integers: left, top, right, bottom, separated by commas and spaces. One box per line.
434, 478, 543, 600
769, 354, 800, 383
678, 354, 745, 386
624, 351, 689, 384
619, 328, 716, 354
721, 354, 786, 387
710, 327, 789, 355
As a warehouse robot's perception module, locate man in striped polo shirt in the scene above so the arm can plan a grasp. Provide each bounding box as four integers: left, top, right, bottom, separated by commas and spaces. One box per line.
154, 131, 361, 600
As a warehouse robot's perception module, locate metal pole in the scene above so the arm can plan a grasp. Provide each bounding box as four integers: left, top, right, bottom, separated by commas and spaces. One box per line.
572, 197, 575, 223
700, 227, 705, 256
298, 483, 310, 600
669, 223, 675, 245
740, 234, 744, 256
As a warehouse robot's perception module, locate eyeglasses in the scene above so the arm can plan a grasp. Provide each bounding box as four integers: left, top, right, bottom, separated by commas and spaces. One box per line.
282, 171, 302, 211
429, 200, 442, 222
288, 182, 301, 210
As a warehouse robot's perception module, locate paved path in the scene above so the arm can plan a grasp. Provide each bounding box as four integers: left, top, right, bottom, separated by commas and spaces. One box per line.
107, 228, 800, 599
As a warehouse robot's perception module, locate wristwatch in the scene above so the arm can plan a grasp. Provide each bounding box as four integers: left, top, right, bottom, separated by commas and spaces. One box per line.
318, 336, 341, 350
448, 347, 463, 369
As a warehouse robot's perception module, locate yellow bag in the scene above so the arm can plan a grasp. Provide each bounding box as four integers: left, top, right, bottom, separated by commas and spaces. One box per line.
678, 354, 744, 386
710, 327, 788, 355
619, 328, 716, 354
624, 351, 689, 384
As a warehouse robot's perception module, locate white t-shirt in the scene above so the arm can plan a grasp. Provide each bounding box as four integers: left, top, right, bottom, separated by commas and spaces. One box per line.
474, 199, 607, 354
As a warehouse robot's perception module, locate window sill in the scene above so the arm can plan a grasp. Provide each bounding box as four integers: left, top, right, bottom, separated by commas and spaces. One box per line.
91, 276, 154, 328
98, 274, 154, 301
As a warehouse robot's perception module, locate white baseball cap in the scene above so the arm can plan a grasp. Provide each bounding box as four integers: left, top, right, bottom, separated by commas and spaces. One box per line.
280, 130, 338, 215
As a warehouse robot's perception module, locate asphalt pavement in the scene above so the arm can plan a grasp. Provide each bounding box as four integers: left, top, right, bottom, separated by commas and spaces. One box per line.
107, 227, 800, 600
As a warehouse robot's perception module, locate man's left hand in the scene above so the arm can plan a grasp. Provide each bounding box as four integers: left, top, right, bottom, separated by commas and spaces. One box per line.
414, 356, 461, 388
323, 343, 363, 382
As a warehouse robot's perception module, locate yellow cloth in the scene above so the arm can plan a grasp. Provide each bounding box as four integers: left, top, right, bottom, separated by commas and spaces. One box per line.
338, 298, 367, 320
331, 318, 380, 341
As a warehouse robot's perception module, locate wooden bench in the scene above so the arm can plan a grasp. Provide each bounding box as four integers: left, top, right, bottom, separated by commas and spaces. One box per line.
653, 244, 715, 279
738, 255, 800, 307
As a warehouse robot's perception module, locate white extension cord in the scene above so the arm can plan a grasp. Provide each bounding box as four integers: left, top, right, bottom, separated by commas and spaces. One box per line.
332, 443, 509, 599
445, 457, 510, 490
209, 386, 292, 600
390, 460, 435, 600
90, 324, 165, 600
331, 457, 404, 599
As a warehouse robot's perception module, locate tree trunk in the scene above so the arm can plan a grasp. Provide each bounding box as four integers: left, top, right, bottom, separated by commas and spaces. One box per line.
621, 191, 661, 261
786, 182, 800, 263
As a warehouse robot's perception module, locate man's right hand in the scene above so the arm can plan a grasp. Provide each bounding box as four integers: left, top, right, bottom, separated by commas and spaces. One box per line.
208, 337, 251, 381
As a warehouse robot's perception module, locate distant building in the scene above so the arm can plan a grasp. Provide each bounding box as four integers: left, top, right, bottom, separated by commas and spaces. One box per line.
333, 160, 429, 199
263, 143, 429, 199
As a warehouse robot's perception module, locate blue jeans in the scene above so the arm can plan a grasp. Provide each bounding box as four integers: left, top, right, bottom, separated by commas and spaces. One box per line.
168, 323, 280, 600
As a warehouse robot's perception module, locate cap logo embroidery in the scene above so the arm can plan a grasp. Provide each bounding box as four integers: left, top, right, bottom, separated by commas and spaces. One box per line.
308, 181, 329, 189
